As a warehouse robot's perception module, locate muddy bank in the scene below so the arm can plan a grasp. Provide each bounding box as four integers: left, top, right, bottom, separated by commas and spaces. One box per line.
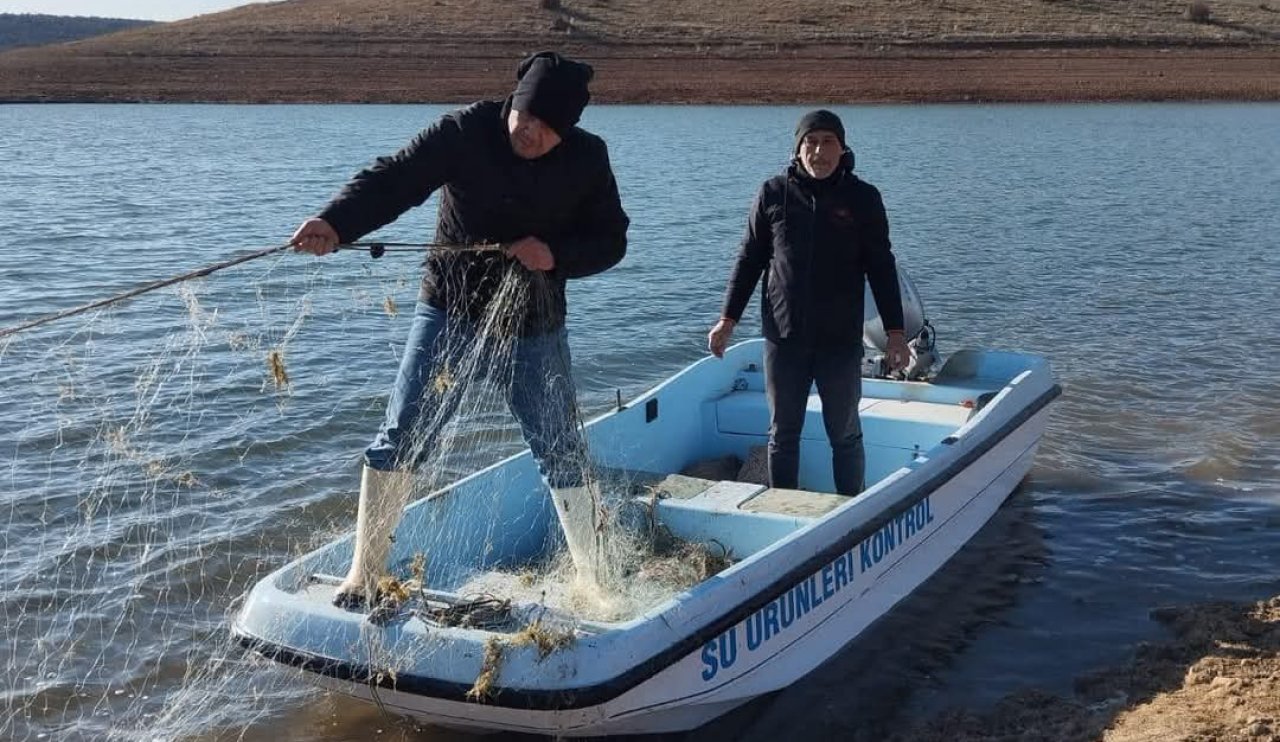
894, 595, 1280, 742
1, 45, 1278, 103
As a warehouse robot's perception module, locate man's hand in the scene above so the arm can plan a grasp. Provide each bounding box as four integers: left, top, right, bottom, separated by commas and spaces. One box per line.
290, 218, 340, 256
506, 237, 555, 272
885, 330, 910, 373
707, 318, 736, 358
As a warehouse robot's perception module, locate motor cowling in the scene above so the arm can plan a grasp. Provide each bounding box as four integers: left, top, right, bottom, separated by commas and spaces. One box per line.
862, 265, 938, 380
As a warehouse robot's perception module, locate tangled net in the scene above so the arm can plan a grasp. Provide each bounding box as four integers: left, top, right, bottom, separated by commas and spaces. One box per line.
0, 247, 727, 740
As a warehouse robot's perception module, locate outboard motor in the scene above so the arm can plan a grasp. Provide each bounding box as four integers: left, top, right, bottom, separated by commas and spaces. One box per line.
862, 265, 939, 381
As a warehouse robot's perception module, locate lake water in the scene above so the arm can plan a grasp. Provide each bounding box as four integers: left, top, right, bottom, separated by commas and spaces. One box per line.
1, 102, 1278, 741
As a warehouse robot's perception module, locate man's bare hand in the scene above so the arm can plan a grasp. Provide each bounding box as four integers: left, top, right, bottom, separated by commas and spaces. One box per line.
506, 237, 555, 272
885, 331, 910, 373
707, 318, 736, 358
290, 218, 340, 256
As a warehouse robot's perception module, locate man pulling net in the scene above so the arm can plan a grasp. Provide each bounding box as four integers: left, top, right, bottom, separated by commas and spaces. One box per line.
290, 51, 629, 608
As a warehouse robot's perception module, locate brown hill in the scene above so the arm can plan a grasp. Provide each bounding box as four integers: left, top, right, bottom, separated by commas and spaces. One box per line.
1, 0, 1278, 102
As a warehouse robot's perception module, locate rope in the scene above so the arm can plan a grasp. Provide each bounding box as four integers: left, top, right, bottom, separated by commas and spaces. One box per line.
0, 240, 508, 340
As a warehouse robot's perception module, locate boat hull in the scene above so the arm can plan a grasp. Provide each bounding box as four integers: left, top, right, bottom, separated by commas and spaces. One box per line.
234, 340, 1059, 736
291, 402, 1053, 736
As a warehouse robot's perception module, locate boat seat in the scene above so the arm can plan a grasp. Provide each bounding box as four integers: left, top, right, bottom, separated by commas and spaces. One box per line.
627, 471, 718, 500
714, 390, 972, 447
739, 488, 851, 518
613, 471, 851, 558
626, 473, 850, 519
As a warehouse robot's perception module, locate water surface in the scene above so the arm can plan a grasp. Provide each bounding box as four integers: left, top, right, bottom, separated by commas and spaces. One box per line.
0, 102, 1278, 741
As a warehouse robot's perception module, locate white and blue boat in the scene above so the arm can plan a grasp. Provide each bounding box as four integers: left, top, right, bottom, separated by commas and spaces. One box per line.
234, 315, 1059, 736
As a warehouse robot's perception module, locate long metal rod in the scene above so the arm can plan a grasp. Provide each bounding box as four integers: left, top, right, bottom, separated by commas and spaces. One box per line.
341, 241, 505, 250
336, 241, 505, 255
0, 240, 507, 341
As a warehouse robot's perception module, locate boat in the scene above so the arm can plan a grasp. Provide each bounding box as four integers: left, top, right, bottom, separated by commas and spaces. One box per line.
233, 316, 1061, 736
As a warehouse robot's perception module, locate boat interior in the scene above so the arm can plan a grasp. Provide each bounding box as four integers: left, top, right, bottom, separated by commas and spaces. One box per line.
587, 361, 988, 566
291, 350, 1010, 629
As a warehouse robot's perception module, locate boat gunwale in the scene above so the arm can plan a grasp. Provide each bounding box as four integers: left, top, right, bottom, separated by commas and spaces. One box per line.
233, 373, 1062, 712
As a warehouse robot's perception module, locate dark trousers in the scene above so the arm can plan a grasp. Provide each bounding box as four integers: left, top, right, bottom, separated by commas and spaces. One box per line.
764, 340, 864, 496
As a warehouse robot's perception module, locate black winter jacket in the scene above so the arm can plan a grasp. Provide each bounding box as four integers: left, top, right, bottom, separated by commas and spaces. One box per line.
318, 100, 629, 335
721, 163, 904, 347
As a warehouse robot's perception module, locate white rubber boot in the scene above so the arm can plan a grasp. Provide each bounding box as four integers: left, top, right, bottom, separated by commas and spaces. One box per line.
551, 482, 611, 587
333, 466, 415, 608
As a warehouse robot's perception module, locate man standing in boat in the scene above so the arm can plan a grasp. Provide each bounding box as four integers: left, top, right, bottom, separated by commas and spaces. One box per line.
290, 52, 629, 607
708, 110, 908, 496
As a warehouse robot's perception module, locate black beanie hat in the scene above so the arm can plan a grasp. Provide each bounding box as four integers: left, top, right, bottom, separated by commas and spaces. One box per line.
794, 109, 846, 153
511, 51, 594, 137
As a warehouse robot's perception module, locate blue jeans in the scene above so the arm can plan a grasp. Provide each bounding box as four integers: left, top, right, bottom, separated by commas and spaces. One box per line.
364, 302, 586, 488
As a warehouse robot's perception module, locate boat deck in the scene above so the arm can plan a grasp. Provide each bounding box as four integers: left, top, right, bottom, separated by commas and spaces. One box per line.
710, 383, 978, 490
628, 470, 852, 519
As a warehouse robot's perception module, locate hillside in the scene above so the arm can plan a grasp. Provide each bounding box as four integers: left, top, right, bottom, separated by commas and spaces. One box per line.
0, 12, 154, 52
0, 0, 1277, 102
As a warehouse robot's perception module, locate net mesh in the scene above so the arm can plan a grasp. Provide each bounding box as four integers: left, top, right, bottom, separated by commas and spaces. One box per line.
0, 250, 725, 740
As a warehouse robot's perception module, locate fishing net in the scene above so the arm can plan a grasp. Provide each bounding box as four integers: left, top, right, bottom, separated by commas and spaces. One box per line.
0, 246, 727, 741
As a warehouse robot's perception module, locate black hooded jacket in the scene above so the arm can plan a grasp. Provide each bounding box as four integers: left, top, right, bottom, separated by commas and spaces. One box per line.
318, 100, 629, 335
721, 163, 904, 347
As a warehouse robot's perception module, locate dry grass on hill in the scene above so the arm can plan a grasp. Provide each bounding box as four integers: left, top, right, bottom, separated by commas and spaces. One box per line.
0, 0, 1277, 102
70, 0, 1280, 51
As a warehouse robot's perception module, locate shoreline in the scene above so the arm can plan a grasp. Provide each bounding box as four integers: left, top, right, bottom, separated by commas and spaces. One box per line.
2, 45, 1278, 104
896, 593, 1280, 742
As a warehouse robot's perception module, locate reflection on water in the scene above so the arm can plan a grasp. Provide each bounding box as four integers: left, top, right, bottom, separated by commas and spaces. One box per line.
0, 102, 1278, 741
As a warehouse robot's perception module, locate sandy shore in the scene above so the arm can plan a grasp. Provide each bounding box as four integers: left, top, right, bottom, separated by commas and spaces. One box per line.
896, 594, 1280, 742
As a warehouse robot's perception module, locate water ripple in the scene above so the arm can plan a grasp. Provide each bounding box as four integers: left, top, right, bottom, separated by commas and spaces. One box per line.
0, 102, 1278, 741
